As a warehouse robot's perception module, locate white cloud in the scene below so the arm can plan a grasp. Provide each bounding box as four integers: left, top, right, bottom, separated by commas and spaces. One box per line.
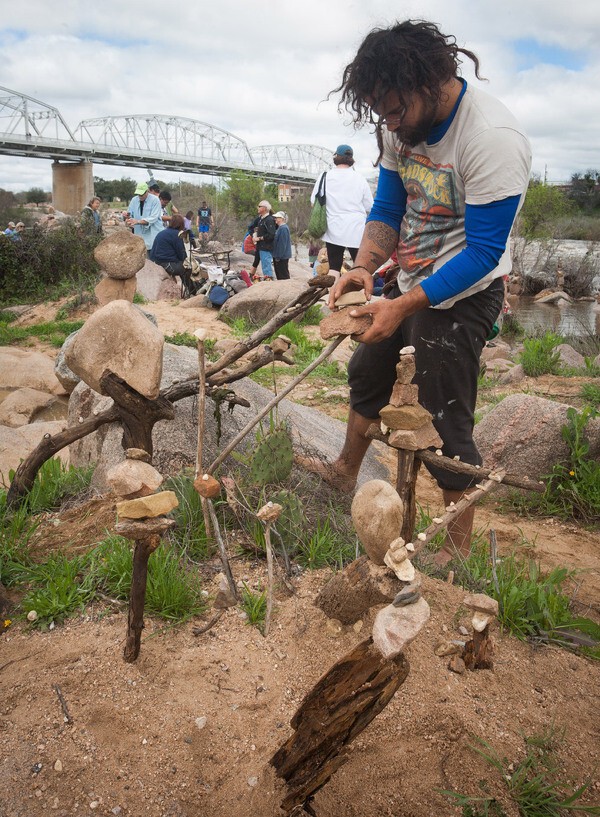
0, 0, 599, 191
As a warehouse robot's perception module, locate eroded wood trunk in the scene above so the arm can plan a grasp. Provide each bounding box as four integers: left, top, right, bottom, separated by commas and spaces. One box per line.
314, 555, 402, 625
396, 449, 421, 543
271, 638, 410, 814
123, 535, 160, 663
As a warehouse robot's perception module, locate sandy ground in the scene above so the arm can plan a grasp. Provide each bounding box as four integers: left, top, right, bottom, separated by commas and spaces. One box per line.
1, 280, 599, 817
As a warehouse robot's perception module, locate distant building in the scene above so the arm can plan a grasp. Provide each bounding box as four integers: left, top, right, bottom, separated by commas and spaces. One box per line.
278, 183, 306, 202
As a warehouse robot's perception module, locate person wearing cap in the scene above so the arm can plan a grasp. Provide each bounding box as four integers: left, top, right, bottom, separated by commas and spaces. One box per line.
310, 145, 373, 279
126, 182, 164, 254
298, 19, 531, 565
253, 200, 276, 280
3, 221, 16, 237
272, 211, 292, 280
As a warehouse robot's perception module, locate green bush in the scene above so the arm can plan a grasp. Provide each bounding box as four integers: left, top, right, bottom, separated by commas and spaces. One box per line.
519, 332, 561, 376
0, 220, 101, 305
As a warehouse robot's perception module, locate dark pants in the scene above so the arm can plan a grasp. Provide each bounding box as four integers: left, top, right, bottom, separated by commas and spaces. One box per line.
274, 258, 290, 280
348, 279, 504, 491
326, 242, 358, 271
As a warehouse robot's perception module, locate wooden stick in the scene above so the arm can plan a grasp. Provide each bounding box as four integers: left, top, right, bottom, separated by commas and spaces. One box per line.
208, 335, 344, 474
53, 684, 73, 724
124, 534, 160, 663
206, 499, 238, 602
396, 449, 421, 543
192, 609, 224, 636
409, 476, 504, 558
194, 329, 207, 480
264, 520, 275, 637
489, 529, 501, 599
366, 424, 545, 493
207, 346, 295, 387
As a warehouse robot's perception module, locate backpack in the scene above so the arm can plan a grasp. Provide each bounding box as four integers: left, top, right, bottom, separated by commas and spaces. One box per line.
208, 285, 230, 307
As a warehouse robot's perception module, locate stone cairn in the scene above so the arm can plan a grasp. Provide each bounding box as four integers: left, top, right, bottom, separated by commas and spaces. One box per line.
93, 230, 147, 307
63, 277, 180, 662
271, 340, 508, 814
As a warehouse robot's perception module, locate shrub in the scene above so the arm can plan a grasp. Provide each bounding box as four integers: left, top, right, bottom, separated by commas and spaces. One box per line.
0, 220, 101, 304
519, 332, 561, 376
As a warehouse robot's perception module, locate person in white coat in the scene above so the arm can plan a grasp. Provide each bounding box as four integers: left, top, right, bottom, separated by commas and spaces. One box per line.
311, 145, 373, 277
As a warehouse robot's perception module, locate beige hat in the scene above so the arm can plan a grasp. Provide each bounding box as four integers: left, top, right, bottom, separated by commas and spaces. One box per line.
274, 211, 286, 219
258, 200, 271, 210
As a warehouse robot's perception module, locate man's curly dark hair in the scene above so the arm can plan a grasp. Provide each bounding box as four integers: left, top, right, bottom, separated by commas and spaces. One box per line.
331, 20, 484, 163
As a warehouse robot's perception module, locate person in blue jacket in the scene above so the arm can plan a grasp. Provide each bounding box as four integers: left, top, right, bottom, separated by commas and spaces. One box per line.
273, 211, 292, 280
126, 181, 163, 254
297, 19, 531, 564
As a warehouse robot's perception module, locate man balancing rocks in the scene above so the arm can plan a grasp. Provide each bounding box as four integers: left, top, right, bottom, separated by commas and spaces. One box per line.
298, 19, 531, 565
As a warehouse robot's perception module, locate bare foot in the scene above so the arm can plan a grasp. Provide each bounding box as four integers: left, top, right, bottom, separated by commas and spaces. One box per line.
294, 454, 357, 492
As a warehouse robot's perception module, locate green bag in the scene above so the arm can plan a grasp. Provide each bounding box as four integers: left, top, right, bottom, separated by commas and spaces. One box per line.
308, 172, 327, 238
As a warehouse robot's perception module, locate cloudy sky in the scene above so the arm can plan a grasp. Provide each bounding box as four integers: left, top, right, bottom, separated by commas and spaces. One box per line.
0, 0, 599, 194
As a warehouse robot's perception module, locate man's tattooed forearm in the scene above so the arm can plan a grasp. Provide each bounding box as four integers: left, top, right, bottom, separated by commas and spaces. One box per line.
365, 221, 398, 265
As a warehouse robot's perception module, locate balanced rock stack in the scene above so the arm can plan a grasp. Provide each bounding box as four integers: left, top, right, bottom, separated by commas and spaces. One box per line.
319, 288, 373, 340
380, 346, 443, 451
93, 230, 147, 307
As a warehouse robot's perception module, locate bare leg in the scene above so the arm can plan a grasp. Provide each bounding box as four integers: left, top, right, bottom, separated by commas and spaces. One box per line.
295, 408, 377, 492
434, 488, 476, 565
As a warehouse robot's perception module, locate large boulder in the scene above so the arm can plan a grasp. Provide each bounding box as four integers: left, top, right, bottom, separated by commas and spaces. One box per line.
219, 279, 307, 325
68, 344, 390, 492
136, 259, 181, 301
0, 348, 66, 396
556, 344, 585, 369
93, 230, 147, 280
0, 420, 68, 486
474, 394, 600, 481
64, 300, 164, 399
0, 388, 60, 428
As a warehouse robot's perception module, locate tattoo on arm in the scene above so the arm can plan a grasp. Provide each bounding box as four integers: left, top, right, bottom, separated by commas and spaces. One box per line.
364, 221, 399, 268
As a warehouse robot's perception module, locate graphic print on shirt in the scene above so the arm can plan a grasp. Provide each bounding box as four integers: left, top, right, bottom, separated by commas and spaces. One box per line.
396, 152, 460, 278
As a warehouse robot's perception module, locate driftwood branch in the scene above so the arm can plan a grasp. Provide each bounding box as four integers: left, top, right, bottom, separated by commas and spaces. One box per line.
206, 499, 238, 602
409, 476, 504, 557
366, 424, 545, 493
208, 336, 344, 474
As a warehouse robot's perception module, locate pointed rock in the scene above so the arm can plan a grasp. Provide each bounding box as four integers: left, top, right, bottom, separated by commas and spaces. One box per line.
389, 383, 419, 407
372, 597, 430, 659
395, 355, 416, 384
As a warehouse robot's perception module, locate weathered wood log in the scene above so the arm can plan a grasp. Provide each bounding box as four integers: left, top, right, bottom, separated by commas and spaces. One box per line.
396, 449, 421, 543
271, 638, 410, 813
100, 371, 174, 457
315, 555, 402, 625
123, 533, 161, 663
463, 626, 494, 670
366, 423, 545, 493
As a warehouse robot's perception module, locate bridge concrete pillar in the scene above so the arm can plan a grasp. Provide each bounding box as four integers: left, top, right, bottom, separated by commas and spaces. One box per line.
52, 160, 94, 215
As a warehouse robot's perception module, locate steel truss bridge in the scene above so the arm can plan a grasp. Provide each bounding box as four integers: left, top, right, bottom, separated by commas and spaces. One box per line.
0, 86, 331, 183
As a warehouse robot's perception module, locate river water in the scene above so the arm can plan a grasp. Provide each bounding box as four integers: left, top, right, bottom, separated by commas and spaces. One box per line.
507, 297, 599, 337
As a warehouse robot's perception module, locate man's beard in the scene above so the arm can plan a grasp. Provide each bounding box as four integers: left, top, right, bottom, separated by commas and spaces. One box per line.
392, 99, 438, 148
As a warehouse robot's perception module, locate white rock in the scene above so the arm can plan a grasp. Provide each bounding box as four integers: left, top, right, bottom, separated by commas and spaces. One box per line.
27, 610, 38, 622
399, 346, 415, 355
247, 776, 258, 787
53, 760, 63, 772
472, 612, 495, 632
195, 716, 207, 730
372, 597, 431, 659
